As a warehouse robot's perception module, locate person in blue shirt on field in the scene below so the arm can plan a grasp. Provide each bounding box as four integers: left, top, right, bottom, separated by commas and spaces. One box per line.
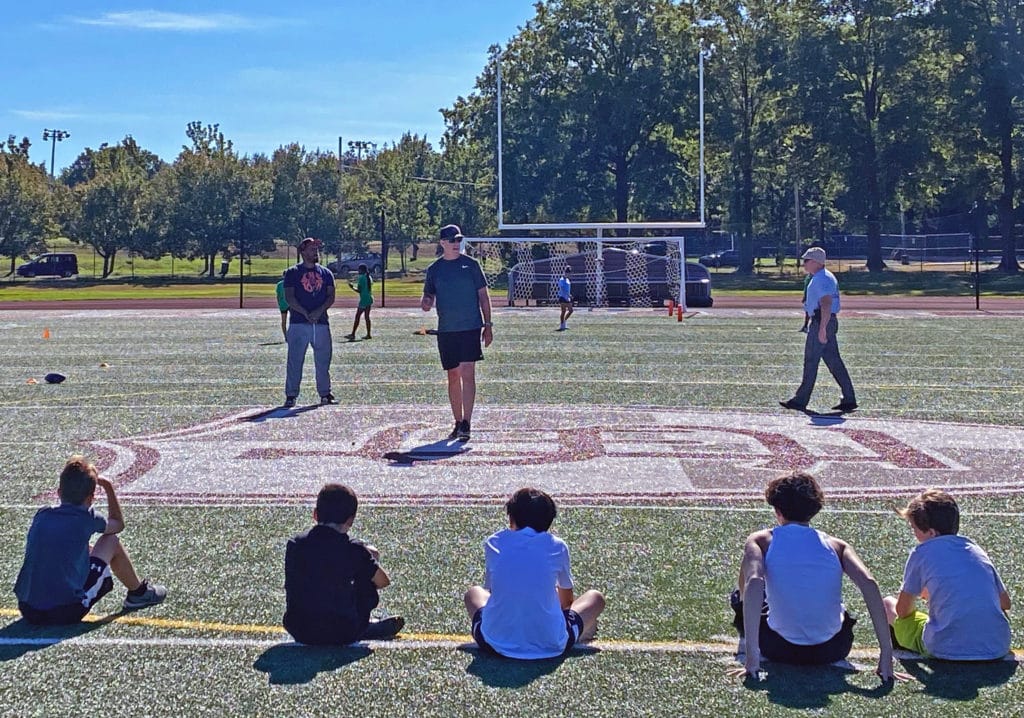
557, 268, 574, 331
14, 455, 166, 624
780, 247, 857, 413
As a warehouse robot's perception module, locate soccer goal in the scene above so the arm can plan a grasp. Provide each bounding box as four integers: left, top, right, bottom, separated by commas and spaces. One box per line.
461, 236, 712, 309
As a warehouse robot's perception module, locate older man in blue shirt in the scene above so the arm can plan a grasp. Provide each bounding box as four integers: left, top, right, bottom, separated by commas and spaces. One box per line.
780, 247, 857, 413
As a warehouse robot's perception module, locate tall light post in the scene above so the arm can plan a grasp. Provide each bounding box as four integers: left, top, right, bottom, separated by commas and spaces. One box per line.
42, 129, 70, 179
348, 140, 376, 162
348, 139, 384, 305
698, 41, 715, 227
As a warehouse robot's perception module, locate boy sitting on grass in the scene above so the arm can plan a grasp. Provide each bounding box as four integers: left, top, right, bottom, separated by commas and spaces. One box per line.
14, 456, 166, 625
884, 489, 1011, 660
730, 471, 898, 680
283, 483, 404, 644
464, 487, 605, 659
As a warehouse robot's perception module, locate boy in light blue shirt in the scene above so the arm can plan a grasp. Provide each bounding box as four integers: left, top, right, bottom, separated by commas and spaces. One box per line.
557, 268, 573, 331
884, 489, 1011, 660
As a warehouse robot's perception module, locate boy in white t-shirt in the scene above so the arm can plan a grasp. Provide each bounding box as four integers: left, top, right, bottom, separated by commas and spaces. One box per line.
464, 487, 605, 659
884, 489, 1011, 660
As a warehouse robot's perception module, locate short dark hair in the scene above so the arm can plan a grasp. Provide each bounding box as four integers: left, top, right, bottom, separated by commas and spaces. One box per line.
898, 489, 960, 535
59, 456, 97, 505
505, 487, 557, 532
316, 483, 358, 525
765, 471, 824, 522
357, 263, 368, 274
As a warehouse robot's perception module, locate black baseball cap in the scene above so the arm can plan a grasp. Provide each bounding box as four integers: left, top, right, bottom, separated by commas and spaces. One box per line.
439, 224, 463, 241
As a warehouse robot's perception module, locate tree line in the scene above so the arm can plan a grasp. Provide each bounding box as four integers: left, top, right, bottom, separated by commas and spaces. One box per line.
2, 0, 1021, 277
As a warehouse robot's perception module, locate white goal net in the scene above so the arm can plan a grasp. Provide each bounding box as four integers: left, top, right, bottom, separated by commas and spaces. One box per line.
462, 237, 690, 308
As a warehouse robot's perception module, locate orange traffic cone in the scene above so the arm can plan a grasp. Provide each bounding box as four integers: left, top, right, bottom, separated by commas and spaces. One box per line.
42, 328, 50, 339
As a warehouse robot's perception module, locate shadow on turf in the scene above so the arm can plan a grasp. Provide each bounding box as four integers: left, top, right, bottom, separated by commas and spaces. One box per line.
742, 662, 896, 709
253, 643, 372, 685
899, 657, 1018, 701
0, 612, 124, 661
243, 404, 323, 423
461, 645, 596, 688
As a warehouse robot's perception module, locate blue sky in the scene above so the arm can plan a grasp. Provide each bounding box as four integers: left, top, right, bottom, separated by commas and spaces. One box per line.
4, 1, 536, 172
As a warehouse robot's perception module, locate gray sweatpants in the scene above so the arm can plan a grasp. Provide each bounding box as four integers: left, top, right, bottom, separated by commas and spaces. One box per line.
285, 322, 332, 399
792, 316, 856, 407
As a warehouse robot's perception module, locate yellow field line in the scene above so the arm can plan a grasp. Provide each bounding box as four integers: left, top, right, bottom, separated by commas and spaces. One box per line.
2, 608, 1020, 658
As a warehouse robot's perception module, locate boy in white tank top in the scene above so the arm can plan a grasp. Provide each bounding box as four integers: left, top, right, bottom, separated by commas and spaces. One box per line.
729, 471, 900, 682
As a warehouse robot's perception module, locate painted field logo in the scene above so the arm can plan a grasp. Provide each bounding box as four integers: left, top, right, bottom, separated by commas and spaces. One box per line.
82, 406, 1024, 505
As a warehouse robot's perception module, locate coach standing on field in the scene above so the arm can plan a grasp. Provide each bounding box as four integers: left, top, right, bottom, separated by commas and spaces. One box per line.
780, 247, 857, 413
283, 237, 336, 408
421, 224, 493, 442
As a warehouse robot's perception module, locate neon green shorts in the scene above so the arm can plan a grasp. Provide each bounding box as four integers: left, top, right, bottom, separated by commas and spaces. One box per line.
893, 610, 929, 656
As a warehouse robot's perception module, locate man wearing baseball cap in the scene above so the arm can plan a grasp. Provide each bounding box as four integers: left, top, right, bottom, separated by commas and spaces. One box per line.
780, 246, 857, 413
282, 237, 336, 408
421, 224, 493, 441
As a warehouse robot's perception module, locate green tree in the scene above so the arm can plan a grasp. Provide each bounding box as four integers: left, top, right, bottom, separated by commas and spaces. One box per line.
59, 137, 160, 277
164, 122, 273, 277
933, 0, 1023, 272
444, 0, 696, 225
0, 136, 53, 275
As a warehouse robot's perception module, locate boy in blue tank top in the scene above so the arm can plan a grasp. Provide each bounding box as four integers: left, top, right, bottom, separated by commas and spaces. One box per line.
729, 471, 900, 682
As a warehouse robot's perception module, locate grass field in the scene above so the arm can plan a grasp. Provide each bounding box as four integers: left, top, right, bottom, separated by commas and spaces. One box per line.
1, 308, 1023, 716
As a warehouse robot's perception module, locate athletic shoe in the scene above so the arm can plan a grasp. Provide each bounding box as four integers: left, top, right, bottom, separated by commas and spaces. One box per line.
320, 393, 337, 405
123, 579, 167, 611
457, 420, 471, 441
364, 335, 372, 340
447, 422, 462, 440
283, 396, 297, 409
362, 616, 405, 640
798, 326, 808, 333
559, 323, 566, 331
344, 333, 355, 342
832, 401, 858, 413
778, 399, 807, 411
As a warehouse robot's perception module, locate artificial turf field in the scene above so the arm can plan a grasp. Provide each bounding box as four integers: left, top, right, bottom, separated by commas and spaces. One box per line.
1, 305, 1023, 717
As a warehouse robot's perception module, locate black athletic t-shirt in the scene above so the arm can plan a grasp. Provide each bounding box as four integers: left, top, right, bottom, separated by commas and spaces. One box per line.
283, 525, 380, 643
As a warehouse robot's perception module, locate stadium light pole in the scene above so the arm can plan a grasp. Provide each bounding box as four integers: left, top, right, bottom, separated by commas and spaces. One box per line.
698, 42, 714, 227
42, 129, 70, 179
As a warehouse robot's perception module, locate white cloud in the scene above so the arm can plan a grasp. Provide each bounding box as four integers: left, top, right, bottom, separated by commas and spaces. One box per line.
69, 10, 284, 32
12, 109, 150, 123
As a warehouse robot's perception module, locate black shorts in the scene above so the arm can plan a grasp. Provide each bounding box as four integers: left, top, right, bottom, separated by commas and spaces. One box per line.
471, 607, 584, 658
437, 329, 483, 371
19, 557, 113, 625
729, 590, 856, 665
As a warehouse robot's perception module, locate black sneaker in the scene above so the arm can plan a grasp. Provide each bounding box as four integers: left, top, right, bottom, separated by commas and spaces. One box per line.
457, 419, 471, 441
362, 616, 405, 640
447, 421, 462, 440
283, 396, 297, 408
320, 393, 337, 405
831, 401, 858, 413
779, 399, 807, 411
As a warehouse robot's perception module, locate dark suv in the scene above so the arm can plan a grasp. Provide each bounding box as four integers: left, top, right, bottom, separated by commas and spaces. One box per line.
327, 253, 382, 277
16, 253, 79, 278
698, 249, 740, 268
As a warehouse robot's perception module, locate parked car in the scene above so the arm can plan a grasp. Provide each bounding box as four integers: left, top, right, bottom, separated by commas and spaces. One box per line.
327, 253, 382, 277
698, 249, 740, 268
16, 252, 79, 278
